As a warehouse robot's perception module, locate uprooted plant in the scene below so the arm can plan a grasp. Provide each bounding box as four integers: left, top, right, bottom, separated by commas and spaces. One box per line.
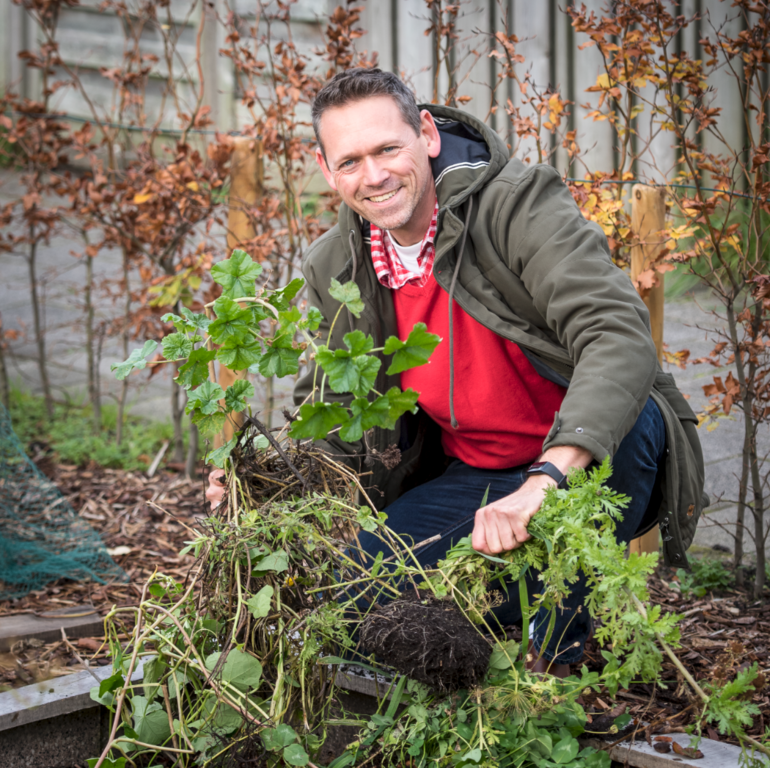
95, 254, 768, 767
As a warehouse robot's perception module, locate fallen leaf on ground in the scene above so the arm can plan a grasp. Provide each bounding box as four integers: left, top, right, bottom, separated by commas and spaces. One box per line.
672, 741, 704, 759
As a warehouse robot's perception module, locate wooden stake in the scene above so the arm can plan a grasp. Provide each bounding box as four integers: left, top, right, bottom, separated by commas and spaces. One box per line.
213, 137, 263, 449
629, 184, 666, 557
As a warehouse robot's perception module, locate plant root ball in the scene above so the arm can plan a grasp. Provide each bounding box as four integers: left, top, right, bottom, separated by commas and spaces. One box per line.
359, 593, 491, 694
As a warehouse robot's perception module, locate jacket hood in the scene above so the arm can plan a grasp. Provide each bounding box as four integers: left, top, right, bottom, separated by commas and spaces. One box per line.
338, 104, 510, 248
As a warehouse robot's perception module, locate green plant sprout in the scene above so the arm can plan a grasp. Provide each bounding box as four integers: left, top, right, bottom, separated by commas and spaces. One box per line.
100, 252, 768, 767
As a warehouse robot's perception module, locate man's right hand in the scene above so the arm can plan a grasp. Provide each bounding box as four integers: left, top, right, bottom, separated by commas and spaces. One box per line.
206, 468, 226, 510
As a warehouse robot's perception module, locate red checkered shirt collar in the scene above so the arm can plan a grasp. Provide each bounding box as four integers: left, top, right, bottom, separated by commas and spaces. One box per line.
369, 200, 438, 290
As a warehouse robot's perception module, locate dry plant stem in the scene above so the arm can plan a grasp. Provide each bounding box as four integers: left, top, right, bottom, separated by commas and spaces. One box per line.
94, 580, 150, 768
247, 415, 308, 491
60, 628, 101, 683
161, 683, 180, 752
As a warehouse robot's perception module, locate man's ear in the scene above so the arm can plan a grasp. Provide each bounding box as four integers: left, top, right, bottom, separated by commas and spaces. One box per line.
420, 110, 441, 159
316, 147, 338, 190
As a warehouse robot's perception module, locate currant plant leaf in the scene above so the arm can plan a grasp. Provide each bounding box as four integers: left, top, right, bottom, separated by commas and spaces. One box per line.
288, 402, 350, 440
180, 306, 211, 332
328, 278, 364, 318
211, 249, 262, 299
339, 395, 392, 442
207, 437, 236, 469
111, 340, 159, 380
259, 333, 301, 378
216, 338, 262, 371
186, 380, 225, 415
192, 410, 226, 436
224, 379, 255, 412
161, 312, 195, 334
304, 306, 323, 332
175, 348, 217, 390
384, 323, 441, 375
162, 332, 193, 361
269, 277, 304, 310
208, 296, 251, 344
384, 386, 420, 421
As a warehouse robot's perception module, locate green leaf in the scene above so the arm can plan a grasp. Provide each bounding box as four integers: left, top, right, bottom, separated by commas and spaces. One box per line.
161, 332, 193, 361
99, 672, 125, 698
208, 296, 252, 344
328, 278, 364, 318
216, 338, 262, 371
224, 379, 255, 412
186, 380, 224, 415
488, 641, 519, 670
461, 748, 482, 763
288, 402, 350, 441
384, 323, 440, 375
175, 348, 216, 390
257, 549, 289, 573
180, 306, 211, 331
207, 437, 236, 469
551, 737, 580, 765
384, 387, 420, 421
259, 337, 301, 378
161, 312, 194, 334
245, 585, 274, 619
315, 334, 381, 396
87, 759, 126, 768
132, 695, 171, 746
283, 744, 309, 766
111, 340, 158, 380
192, 410, 226, 436
211, 250, 262, 298
205, 649, 263, 691
304, 306, 323, 332
201, 693, 242, 733
269, 277, 304, 310
262, 723, 298, 751
339, 396, 392, 442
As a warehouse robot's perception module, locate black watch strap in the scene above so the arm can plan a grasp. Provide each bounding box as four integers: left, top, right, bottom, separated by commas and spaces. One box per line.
527, 461, 567, 488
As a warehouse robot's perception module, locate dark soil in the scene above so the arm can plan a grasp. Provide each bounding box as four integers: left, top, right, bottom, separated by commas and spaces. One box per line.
360, 591, 491, 694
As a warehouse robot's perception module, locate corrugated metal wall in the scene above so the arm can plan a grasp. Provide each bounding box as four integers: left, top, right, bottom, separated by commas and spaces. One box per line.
1, 0, 760, 176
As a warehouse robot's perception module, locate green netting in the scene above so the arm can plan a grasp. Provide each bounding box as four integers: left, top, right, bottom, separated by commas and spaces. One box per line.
0, 401, 125, 600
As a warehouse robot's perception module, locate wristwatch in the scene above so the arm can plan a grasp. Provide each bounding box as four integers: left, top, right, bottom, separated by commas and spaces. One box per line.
527, 461, 567, 489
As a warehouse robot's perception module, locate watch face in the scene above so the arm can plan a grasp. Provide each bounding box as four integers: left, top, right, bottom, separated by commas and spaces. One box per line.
528, 462, 547, 472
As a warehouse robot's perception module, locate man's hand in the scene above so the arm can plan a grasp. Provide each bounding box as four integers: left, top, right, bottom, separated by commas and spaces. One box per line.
206, 468, 226, 510
471, 446, 593, 555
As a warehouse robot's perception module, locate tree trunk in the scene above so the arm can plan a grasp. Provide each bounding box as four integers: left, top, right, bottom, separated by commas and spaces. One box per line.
185, 422, 199, 479
0, 343, 9, 412
749, 422, 766, 599
116, 249, 130, 446
171, 366, 185, 463
734, 419, 751, 589
28, 230, 53, 418
85, 252, 101, 432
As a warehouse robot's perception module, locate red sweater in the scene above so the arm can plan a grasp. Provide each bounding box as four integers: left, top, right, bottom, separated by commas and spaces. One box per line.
394, 274, 566, 469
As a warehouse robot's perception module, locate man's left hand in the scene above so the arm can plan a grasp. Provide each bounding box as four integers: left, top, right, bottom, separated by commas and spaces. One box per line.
471, 446, 593, 555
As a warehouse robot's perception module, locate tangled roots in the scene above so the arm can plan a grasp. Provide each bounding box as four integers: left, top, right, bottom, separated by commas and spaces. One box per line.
359, 593, 491, 693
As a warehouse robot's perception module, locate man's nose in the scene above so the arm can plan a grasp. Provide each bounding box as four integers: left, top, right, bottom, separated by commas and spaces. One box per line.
360, 155, 390, 188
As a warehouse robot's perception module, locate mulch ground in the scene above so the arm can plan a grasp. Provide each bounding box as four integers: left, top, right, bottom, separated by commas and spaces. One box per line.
0, 461, 210, 689
1, 459, 768, 747
580, 571, 770, 746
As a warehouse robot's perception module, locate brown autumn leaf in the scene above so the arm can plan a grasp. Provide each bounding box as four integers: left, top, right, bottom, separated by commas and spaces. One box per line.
672, 742, 704, 759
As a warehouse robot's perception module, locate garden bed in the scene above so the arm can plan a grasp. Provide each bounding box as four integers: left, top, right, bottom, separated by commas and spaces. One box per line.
1, 455, 769, 758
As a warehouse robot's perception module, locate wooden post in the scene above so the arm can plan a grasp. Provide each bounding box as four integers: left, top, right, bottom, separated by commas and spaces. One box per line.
213, 137, 263, 449
629, 184, 666, 557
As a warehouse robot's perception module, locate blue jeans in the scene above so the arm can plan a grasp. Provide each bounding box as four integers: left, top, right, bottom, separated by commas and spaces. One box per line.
357, 398, 666, 664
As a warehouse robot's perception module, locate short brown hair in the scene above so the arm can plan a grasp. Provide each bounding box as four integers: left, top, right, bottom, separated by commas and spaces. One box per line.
312, 68, 422, 158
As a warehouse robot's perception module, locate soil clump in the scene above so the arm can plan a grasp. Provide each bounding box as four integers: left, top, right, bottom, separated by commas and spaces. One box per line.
360, 591, 491, 693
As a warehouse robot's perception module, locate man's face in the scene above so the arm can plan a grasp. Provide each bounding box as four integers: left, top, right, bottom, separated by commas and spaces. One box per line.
315, 95, 441, 237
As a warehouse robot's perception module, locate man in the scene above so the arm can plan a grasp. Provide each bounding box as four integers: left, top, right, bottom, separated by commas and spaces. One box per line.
210, 68, 705, 676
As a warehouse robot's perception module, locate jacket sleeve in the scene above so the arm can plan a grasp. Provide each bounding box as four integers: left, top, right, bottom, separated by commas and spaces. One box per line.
489, 164, 658, 461
293, 238, 365, 472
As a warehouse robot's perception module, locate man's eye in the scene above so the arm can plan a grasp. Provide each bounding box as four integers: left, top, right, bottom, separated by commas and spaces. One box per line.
339, 159, 355, 170
382, 146, 397, 154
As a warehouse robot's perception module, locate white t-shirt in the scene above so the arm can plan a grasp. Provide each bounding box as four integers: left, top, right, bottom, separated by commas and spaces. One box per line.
389, 237, 422, 275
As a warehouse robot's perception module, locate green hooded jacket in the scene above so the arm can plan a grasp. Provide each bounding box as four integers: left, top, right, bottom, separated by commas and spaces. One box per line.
295, 104, 707, 568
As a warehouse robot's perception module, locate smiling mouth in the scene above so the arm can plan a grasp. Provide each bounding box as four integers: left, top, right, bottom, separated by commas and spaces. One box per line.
367, 188, 399, 203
